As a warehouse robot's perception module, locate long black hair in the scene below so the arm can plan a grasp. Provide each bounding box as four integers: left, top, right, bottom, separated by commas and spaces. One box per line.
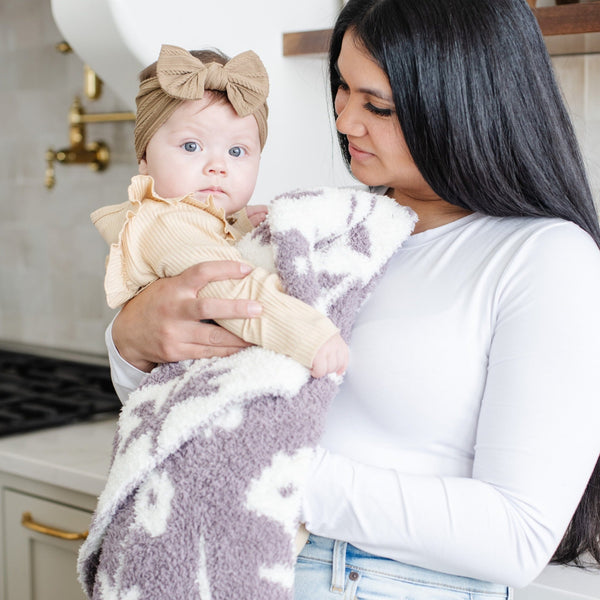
329, 0, 600, 566
329, 0, 600, 249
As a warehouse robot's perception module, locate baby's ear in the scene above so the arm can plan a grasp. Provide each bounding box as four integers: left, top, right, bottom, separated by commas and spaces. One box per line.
138, 158, 148, 175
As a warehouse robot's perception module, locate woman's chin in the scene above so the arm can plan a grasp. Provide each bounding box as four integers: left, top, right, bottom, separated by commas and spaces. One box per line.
349, 163, 381, 188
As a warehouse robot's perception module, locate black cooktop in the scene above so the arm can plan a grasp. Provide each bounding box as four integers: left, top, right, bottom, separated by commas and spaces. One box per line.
0, 348, 121, 436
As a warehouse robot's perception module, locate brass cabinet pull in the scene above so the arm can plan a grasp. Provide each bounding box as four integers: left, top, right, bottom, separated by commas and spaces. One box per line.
21, 512, 88, 541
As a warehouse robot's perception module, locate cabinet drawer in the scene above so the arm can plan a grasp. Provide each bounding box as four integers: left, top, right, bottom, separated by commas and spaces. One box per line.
3, 488, 92, 600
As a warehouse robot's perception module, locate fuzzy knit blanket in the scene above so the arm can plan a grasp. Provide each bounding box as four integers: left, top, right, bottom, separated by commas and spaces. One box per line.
77, 187, 416, 600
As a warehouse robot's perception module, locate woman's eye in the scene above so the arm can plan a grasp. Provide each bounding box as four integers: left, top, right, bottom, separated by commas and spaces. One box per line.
365, 103, 393, 117
228, 146, 246, 158
182, 141, 200, 152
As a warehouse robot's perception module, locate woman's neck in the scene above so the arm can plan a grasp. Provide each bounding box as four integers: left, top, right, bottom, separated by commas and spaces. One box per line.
389, 190, 473, 234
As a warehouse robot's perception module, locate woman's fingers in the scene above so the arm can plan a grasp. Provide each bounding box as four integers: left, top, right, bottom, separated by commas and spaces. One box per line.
189, 296, 262, 322
184, 319, 252, 350
180, 261, 253, 292
178, 262, 263, 321
112, 261, 260, 370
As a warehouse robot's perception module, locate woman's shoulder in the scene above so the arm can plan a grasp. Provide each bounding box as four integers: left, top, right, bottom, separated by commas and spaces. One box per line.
484, 215, 600, 300
439, 213, 600, 293
464, 213, 598, 254
488, 214, 598, 257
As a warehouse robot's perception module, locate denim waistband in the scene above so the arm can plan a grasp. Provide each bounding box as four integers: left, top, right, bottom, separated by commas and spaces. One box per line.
300, 534, 510, 597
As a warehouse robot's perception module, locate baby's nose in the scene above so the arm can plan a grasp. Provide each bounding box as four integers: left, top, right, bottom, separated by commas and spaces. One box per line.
204, 157, 227, 175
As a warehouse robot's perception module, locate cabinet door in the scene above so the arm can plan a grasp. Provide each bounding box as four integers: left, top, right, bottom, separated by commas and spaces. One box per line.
3, 489, 91, 600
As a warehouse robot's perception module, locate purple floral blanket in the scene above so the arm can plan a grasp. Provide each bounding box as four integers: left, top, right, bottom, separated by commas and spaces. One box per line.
77, 187, 416, 600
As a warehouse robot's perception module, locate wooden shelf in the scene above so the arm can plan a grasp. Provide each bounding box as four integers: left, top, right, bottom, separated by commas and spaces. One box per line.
536, 2, 600, 35
283, 29, 333, 57
283, 3, 600, 56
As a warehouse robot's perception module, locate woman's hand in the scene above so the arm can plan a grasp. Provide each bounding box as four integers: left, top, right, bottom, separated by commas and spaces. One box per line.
112, 261, 262, 372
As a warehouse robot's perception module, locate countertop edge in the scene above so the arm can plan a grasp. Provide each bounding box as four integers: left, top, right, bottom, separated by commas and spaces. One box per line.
0, 418, 116, 498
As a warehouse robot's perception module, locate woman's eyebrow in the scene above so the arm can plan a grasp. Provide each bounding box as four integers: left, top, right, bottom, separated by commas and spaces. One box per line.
359, 87, 394, 103
335, 62, 393, 103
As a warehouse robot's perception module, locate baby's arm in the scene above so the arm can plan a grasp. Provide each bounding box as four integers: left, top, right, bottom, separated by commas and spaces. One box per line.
122, 201, 346, 375
234, 204, 348, 377
200, 266, 346, 375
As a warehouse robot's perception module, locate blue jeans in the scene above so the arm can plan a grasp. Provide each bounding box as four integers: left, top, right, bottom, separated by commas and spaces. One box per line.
295, 535, 512, 600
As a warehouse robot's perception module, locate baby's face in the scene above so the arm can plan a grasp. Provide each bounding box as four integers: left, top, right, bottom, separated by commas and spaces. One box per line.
139, 95, 262, 215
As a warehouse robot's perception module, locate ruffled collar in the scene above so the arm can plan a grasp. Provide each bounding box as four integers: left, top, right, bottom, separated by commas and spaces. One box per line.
128, 174, 237, 241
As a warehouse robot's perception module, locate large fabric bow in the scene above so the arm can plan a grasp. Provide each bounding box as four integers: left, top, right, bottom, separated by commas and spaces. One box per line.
134, 45, 269, 160
157, 44, 269, 118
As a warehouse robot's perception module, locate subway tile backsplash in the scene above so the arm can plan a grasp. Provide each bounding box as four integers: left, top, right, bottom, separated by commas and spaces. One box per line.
0, 0, 598, 356
0, 0, 137, 355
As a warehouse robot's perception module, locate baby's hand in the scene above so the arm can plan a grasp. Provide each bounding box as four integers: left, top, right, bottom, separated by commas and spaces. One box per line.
246, 204, 268, 227
311, 333, 349, 378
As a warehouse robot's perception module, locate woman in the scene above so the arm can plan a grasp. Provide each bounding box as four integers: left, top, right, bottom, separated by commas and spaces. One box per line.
108, 0, 600, 597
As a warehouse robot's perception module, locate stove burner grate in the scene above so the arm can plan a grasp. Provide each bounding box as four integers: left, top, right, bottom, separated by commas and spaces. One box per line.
0, 349, 121, 436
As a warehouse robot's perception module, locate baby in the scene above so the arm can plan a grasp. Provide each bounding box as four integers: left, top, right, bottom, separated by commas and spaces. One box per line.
92, 44, 348, 377
81, 44, 418, 600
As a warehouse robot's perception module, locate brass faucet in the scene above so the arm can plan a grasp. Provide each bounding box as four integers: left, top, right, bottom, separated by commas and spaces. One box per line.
45, 96, 135, 189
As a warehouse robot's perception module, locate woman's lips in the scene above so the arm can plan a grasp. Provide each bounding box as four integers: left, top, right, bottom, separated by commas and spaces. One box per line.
348, 142, 373, 161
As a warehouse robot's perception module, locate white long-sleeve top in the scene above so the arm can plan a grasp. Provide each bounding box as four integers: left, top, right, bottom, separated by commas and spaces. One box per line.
106, 212, 600, 588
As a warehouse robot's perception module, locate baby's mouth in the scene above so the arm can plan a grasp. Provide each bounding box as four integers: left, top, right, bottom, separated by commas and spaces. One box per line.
198, 187, 226, 197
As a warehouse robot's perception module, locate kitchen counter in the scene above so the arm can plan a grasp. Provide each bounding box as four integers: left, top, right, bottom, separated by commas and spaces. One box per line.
0, 417, 116, 498
0, 417, 598, 598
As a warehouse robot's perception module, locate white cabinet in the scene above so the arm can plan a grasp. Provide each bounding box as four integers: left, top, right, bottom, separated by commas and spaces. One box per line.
0, 473, 97, 600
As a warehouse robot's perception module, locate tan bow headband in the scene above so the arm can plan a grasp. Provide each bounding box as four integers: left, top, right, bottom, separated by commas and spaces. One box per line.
134, 44, 269, 161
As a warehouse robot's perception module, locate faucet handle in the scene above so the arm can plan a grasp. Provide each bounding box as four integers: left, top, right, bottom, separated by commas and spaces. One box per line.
45, 148, 56, 189
89, 141, 110, 172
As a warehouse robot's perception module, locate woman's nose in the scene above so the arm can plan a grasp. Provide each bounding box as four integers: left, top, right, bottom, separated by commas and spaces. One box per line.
335, 95, 366, 138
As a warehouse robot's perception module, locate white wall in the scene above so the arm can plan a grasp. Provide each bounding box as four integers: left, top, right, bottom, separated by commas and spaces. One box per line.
0, 0, 135, 354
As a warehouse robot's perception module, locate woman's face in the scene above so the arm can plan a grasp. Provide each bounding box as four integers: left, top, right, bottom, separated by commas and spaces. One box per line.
333, 31, 439, 204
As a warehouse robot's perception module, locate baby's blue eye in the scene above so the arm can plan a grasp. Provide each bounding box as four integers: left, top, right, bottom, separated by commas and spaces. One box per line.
183, 141, 200, 152
228, 146, 246, 158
